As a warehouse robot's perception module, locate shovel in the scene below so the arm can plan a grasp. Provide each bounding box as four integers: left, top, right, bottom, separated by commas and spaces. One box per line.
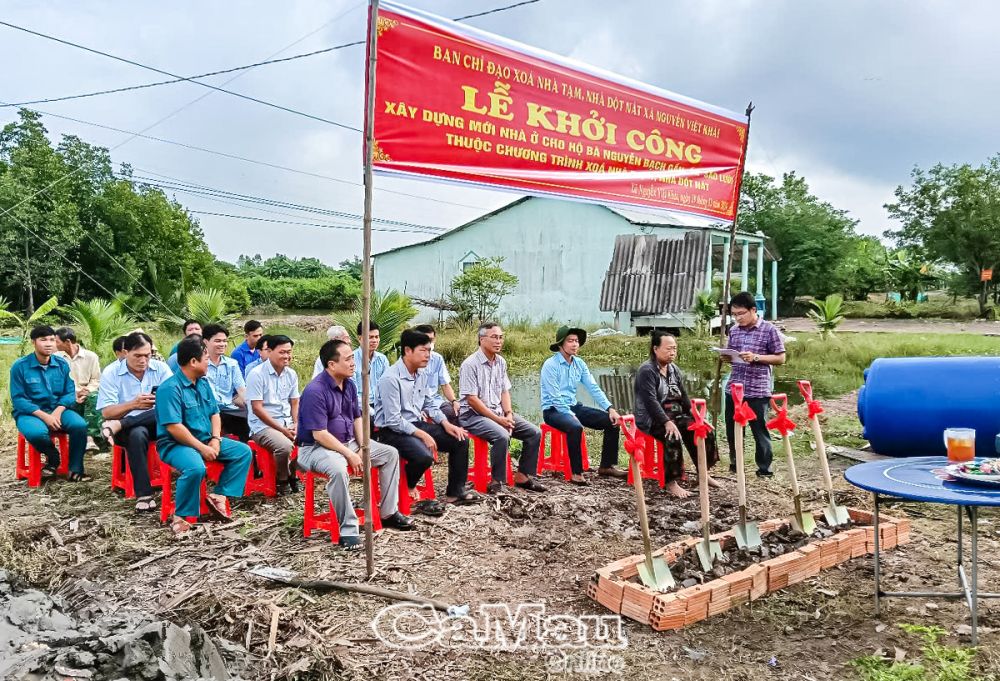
798, 381, 850, 527
622, 418, 675, 590
689, 399, 723, 571
729, 384, 762, 549
767, 394, 816, 535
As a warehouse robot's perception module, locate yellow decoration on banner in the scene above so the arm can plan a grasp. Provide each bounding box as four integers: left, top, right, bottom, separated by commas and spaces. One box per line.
372, 140, 391, 162
736, 127, 746, 142
377, 16, 398, 37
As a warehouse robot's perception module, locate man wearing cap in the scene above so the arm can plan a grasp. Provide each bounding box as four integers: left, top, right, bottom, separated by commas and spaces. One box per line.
540, 326, 625, 484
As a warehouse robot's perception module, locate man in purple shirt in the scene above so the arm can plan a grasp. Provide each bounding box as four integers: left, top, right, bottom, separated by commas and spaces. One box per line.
723, 291, 786, 477
296, 339, 414, 551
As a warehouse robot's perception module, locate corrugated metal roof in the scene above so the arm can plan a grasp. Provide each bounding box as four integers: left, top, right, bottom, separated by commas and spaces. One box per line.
599, 232, 710, 315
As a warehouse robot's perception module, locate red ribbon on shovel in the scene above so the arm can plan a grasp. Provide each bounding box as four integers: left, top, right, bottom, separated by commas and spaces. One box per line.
620, 416, 646, 465
797, 380, 824, 419
730, 383, 757, 427
688, 398, 713, 442
766, 393, 797, 436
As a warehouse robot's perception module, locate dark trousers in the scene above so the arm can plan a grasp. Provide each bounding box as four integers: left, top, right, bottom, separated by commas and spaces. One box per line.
724, 394, 773, 473
542, 404, 620, 474
645, 417, 718, 483
113, 409, 157, 497
376, 421, 470, 499
220, 407, 250, 442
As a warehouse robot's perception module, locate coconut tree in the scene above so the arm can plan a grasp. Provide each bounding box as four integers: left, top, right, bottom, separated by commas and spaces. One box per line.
65, 298, 136, 362
808, 294, 845, 338
332, 289, 418, 356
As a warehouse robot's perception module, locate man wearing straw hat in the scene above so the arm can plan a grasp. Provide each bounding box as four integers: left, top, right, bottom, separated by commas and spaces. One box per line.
540, 325, 625, 485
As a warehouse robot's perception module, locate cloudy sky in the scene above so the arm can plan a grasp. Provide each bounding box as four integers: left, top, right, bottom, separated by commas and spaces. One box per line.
3, 1, 997, 264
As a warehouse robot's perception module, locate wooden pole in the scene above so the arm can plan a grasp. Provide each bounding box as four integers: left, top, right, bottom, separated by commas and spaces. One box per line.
709, 102, 754, 430
360, 0, 381, 577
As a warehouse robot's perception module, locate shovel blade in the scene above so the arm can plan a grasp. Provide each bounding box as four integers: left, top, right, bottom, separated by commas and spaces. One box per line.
696, 539, 724, 572
249, 565, 296, 582
638, 557, 675, 591
824, 503, 851, 528
790, 511, 817, 535
733, 521, 763, 549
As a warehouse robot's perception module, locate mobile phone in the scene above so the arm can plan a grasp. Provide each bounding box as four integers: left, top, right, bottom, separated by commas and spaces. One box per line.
151, 386, 158, 394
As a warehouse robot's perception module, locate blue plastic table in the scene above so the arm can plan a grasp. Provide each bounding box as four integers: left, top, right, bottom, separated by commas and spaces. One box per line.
845, 456, 1000, 644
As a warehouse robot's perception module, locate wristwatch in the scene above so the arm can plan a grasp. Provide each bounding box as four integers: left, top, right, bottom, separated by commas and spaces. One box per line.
753, 354, 760, 364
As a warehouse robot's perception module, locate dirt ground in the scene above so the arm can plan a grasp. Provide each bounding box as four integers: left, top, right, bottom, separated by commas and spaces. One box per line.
2, 396, 999, 680
781, 317, 1000, 335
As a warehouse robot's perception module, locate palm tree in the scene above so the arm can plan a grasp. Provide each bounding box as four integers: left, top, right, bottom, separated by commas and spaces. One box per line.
66, 298, 136, 362
332, 289, 418, 354
807, 294, 845, 338
0, 295, 61, 354
159, 288, 235, 332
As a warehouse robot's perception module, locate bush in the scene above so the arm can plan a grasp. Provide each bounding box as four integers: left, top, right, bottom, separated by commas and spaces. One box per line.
245, 275, 360, 311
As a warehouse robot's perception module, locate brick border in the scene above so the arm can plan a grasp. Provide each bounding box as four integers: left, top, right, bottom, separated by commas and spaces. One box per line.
588, 508, 910, 631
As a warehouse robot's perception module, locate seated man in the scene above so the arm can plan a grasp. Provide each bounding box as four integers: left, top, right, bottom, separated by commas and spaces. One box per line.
112, 335, 128, 360
243, 335, 272, 376
298, 339, 415, 550
246, 334, 299, 494
168, 319, 202, 362
201, 324, 250, 441
54, 326, 102, 452
312, 326, 350, 378
412, 324, 461, 423
231, 319, 264, 377
633, 331, 719, 498
10, 326, 90, 481
376, 329, 480, 511
167, 331, 203, 373
458, 323, 546, 494
540, 326, 625, 485
155, 336, 253, 537
97, 331, 173, 512
353, 321, 389, 407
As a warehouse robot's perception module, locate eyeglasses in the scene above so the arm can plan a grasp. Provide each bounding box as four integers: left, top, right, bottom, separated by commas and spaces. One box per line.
485, 334, 504, 340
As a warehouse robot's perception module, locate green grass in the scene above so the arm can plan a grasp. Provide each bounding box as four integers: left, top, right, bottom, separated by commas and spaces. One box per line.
850, 624, 990, 681
841, 298, 982, 320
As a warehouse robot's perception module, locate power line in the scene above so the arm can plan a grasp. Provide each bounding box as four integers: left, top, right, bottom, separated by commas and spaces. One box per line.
187, 210, 448, 235
0, 20, 364, 133
2, 0, 541, 109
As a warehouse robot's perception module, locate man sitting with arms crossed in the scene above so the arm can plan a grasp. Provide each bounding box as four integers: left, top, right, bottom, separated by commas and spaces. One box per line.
10, 325, 90, 481
297, 339, 415, 551
376, 328, 481, 513
312, 326, 350, 378
155, 336, 253, 537
97, 331, 173, 512
458, 322, 546, 494
246, 334, 300, 495
201, 324, 250, 441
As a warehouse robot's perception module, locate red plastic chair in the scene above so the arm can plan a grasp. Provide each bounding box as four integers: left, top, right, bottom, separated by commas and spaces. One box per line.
537, 423, 590, 480
467, 433, 514, 493
159, 459, 229, 524
620, 415, 665, 488
111, 442, 163, 499
301, 467, 384, 542
243, 441, 294, 498
16, 432, 69, 487
397, 465, 436, 515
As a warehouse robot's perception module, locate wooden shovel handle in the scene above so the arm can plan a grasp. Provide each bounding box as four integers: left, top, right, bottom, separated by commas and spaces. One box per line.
735, 423, 747, 507
810, 416, 835, 492
783, 434, 799, 496
631, 455, 655, 571
697, 437, 710, 524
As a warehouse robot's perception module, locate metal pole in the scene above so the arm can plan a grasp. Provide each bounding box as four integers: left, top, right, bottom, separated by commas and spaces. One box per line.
873, 493, 881, 616
709, 102, 753, 429
360, 0, 381, 577
970, 505, 979, 645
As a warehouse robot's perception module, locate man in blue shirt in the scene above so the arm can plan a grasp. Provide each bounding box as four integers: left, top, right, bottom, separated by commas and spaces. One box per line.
10, 325, 90, 481
202, 324, 250, 441
155, 336, 253, 537
412, 324, 461, 423
352, 321, 389, 407
298, 338, 414, 550
97, 331, 173, 512
231, 320, 264, 377
540, 326, 624, 485
243, 335, 272, 376
168, 320, 202, 361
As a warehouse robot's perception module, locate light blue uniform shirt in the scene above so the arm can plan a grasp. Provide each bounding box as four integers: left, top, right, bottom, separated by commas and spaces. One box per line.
425, 350, 451, 406
352, 348, 389, 406
539, 353, 611, 413
206, 355, 245, 410
96, 359, 173, 418
374, 359, 445, 435
245, 361, 300, 435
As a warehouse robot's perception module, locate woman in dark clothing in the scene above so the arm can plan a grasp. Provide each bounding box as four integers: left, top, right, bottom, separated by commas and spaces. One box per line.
633, 330, 719, 498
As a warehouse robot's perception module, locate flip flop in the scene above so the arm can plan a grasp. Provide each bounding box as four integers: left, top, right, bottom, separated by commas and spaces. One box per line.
338, 535, 363, 551
67, 472, 92, 483
515, 477, 548, 492
412, 499, 446, 517
205, 494, 232, 520
170, 516, 193, 538
449, 491, 483, 506
135, 496, 158, 513
40, 467, 57, 479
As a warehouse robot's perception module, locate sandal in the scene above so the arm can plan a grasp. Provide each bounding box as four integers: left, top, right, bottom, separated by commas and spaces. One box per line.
338, 535, 363, 551
40, 466, 57, 479
412, 499, 446, 517
205, 494, 232, 520
135, 496, 158, 513
486, 480, 503, 494
449, 491, 483, 506
67, 472, 92, 483
170, 516, 193, 537
515, 477, 547, 493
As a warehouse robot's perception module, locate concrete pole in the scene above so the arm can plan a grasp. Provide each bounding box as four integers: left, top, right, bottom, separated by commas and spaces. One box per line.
740, 239, 749, 292
721, 237, 730, 295
704, 235, 714, 292
756, 243, 765, 295
771, 259, 779, 320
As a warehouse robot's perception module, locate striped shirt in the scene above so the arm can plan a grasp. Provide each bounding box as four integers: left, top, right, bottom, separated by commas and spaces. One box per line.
726, 318, 785, 398
458, 348, 511, 417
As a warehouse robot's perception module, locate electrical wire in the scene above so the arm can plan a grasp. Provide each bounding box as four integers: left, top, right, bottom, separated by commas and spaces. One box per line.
187, 210, 448, 235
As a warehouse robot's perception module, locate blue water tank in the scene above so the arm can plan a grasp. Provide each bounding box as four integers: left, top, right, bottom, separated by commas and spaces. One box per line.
857, 357, 1000, 458
754, 293, 767, 319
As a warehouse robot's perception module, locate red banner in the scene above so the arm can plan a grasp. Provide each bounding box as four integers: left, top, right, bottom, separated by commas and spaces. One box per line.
369, 2, 748, 221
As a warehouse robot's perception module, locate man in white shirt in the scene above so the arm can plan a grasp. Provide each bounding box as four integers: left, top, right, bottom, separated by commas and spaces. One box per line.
312, 326, 350, 378
202, 323, 250, 441
54, 327, 102, 452
246, 335, 300, 495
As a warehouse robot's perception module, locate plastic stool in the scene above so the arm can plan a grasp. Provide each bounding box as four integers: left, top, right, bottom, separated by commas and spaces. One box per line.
397, 465, 436, 515
16, 432, 70, 487
301, 468, 383, 542
111, 442, 163, 498
244, 441, 294, 498
159, 459, 230, 524
538, 424, 590, 480
620, 415, 665, 487
468, 434, 514, 493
